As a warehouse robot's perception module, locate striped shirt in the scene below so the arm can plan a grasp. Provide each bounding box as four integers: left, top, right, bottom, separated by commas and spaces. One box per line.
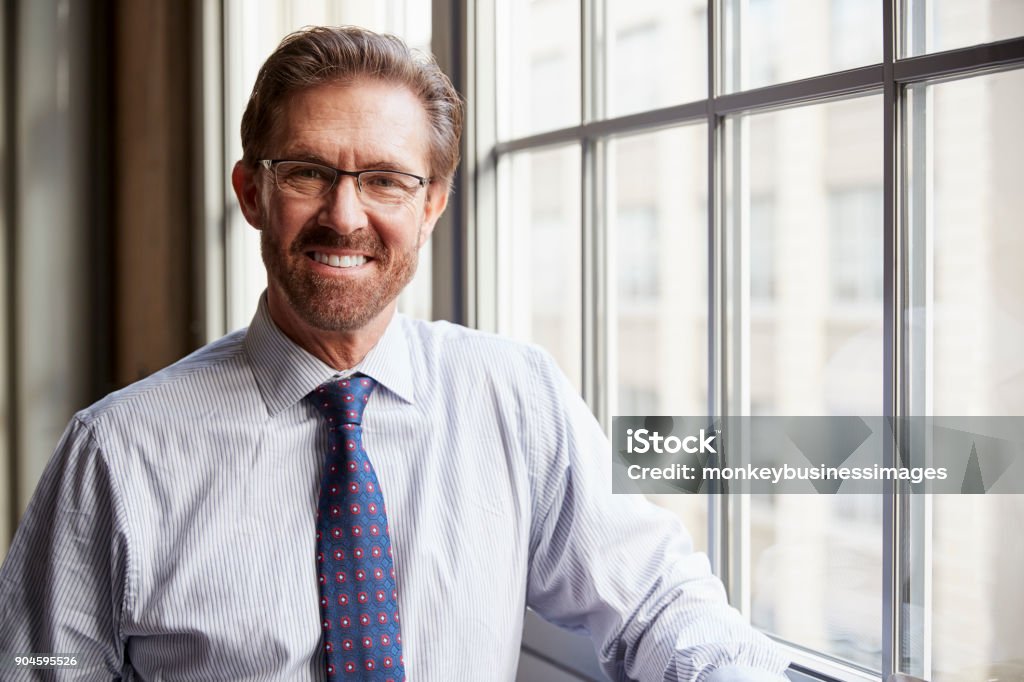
0, 295, 790, 681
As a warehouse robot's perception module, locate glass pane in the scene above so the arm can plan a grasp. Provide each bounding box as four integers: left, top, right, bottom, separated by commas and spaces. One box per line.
905, 69, 1024, 681
224, 0, 433, 330
496, 0, 581, 139
605, 1, 707, 117
904, 0, 1024, 57
723, 0, 882, 93
726, 95, 885, 669
497, 145, 583, 389
609, 126, 708, 418
608, 125, 709, 551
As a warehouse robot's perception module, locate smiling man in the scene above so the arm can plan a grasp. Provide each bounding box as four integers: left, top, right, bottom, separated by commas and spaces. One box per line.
0, 27, 790, 681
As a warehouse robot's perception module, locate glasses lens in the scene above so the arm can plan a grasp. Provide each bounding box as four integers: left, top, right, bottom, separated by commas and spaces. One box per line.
359, 171, 421, 205
275, 161, 334, 197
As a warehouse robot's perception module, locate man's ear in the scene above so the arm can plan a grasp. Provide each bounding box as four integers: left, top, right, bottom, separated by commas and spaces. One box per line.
417, 183, 450, 248
231, 161, 266, 229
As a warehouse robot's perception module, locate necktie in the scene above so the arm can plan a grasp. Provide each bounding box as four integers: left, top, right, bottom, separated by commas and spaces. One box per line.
310, 375, 405, 680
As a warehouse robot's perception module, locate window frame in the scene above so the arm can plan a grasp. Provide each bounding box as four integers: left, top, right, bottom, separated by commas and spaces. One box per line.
458, 0, 1024, 679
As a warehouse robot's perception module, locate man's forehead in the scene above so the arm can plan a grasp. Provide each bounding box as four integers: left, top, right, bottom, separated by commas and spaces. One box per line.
271, 79, 431, 163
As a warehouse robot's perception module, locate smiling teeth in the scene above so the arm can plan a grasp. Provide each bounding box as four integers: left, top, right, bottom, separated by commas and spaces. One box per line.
313, 252, 367, 268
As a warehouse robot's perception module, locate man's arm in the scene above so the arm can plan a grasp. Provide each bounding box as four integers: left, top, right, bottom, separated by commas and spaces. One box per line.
523, 350, 790, 682
0, 417, 129, 679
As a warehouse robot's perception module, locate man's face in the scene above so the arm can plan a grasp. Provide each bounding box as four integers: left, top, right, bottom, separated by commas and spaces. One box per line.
236, 79, 446, 335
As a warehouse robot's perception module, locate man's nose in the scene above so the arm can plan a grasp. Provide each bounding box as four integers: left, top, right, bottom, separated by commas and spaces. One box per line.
319, 174, 368, 233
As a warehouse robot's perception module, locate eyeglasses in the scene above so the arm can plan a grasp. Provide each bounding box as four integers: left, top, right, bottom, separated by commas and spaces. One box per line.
259, 159, 430, 207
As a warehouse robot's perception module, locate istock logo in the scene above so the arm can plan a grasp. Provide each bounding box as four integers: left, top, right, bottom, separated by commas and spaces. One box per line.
625, 428, 717, 455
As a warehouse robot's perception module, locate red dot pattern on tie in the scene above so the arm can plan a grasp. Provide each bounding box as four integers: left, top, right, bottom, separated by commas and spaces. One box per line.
311, 375, 405, 681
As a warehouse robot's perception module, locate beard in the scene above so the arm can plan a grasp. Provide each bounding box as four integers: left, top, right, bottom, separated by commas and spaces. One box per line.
261, 223, 419, 333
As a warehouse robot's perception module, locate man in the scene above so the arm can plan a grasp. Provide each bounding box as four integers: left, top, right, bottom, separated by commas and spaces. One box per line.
0, 26, 790, 681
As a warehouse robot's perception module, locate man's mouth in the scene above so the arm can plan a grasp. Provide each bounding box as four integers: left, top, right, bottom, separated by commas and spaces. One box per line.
309, 251, 370, 269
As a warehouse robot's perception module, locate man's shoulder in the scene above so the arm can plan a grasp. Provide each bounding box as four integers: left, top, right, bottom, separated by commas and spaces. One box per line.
77, 328, 251, 428
400, 316, 555, 374
395, 316, 576, 408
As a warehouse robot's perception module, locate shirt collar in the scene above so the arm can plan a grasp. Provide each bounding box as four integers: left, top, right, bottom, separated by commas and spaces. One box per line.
353, 306, 415, 405
242, 293, 416, 416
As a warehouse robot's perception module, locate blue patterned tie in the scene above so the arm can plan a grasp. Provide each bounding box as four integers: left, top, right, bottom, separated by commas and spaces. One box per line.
310, 375, 405, 680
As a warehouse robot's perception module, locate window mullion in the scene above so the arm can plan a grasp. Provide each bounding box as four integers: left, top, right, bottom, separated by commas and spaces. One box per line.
581, 0, 610, 424
584, 138, 607, 428
883, 0, 902, 679
708, 0, 729, 586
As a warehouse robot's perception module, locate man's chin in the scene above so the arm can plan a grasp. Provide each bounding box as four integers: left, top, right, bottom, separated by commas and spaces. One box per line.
288, 298, 388, 334
265, 253, 416, 335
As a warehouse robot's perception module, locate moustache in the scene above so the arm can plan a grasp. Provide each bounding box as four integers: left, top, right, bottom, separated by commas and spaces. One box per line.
291, 226, 387, 260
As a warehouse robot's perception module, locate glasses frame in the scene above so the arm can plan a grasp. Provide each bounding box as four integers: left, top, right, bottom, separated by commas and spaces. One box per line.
258, 159, 431, 200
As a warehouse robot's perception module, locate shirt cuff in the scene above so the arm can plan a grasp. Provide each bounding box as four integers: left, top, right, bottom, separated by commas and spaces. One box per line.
703, 665, 791, 681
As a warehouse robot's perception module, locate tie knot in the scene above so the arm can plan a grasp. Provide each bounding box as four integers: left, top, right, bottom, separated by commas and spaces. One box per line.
310, 374, 377, 425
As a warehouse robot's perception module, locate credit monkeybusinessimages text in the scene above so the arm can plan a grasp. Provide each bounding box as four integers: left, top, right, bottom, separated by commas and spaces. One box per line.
626, 461, 949, 485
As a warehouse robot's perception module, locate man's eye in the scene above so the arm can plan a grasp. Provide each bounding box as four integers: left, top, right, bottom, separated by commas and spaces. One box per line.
364, 174, 401, 189
293, 166, 329, 180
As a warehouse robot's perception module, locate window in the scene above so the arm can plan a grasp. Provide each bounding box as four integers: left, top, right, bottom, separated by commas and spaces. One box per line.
470, 0, 1024, 679
904, 68, 1024, 681
496, 0, 580, 140
829, 187, 884, 305
728, 96, 884, 668
615, 206, 659, 302
609, 24, 661, 114
830, 0, 883, 71
606, 1, 706, 114
749, 196, 775, 302
904, 0, 1024, 56
497, 145, 583, 390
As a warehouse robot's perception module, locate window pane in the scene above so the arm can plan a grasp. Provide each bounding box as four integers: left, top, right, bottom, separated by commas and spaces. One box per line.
608, 125, 709, 552
496, 0, 581, 139
905, 69, 1024, 681
726, 95, 884, 669
609, 126, 708, 417
605, 1, 707, 117
723, 0, 882, 93
904, 0, 1024, 57
497, 145, 583, 389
